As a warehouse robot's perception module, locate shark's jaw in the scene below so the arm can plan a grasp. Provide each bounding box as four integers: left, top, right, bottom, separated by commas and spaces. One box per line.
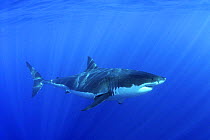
139, 78, 166, 93
107, 79, 166, 100
138, 86, 153, 92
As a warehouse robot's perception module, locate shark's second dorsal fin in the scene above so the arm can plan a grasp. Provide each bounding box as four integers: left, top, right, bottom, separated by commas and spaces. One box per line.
86, 56, 98, 70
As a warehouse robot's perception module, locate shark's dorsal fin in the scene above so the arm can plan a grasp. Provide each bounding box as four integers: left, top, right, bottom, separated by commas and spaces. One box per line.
86, 56, 98, 70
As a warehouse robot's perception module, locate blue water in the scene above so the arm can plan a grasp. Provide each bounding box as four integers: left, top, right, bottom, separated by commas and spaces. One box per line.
0, 1, 210, 140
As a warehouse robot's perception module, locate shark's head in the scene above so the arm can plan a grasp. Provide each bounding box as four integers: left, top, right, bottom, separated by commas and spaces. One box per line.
138, 73, 166, 92
131, 71, 166, 92
119, 70, 166, 93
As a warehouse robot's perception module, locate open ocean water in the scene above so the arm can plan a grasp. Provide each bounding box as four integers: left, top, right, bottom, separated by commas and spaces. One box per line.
0, 0, 210, 140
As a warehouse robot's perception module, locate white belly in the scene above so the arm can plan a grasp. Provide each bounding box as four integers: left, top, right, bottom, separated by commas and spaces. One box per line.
71, 90, 95, 99
71, 84, 153, 101
108, 84, 152, 100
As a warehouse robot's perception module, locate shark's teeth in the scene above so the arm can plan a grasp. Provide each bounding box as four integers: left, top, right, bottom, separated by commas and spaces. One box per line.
145, 85, 153, 88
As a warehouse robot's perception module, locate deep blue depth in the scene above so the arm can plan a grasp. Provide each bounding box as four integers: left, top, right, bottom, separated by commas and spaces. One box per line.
0, 1, 210, 140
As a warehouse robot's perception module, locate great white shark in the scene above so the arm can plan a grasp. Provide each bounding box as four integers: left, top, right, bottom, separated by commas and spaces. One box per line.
26, 56, 166, 111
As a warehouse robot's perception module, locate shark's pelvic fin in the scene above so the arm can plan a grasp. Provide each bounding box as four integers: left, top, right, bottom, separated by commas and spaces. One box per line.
81, 92, 112, 111
65, 90, 70, 94
86, 56, 98, 70
26, 62, 44, 97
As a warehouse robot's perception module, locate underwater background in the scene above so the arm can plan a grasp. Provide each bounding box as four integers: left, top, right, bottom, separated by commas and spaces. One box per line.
0, 0, 210, 140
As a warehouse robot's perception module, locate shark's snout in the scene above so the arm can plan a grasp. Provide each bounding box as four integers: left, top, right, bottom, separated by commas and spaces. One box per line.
158, 77, 166, 84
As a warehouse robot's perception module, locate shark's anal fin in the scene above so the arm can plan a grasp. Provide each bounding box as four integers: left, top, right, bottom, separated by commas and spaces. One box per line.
117, 99, 125, 104
81, 92, 112, 111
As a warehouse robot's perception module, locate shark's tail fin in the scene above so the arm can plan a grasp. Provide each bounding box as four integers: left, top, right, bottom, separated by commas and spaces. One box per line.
26, 62, 44, 97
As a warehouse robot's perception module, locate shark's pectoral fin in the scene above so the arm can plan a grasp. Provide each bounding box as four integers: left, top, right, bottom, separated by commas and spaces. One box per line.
81, 92, 112, 111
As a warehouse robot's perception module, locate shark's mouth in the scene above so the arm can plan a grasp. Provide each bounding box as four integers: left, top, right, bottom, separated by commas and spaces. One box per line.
145, 84, 155, 88
144, 79, 166, 87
